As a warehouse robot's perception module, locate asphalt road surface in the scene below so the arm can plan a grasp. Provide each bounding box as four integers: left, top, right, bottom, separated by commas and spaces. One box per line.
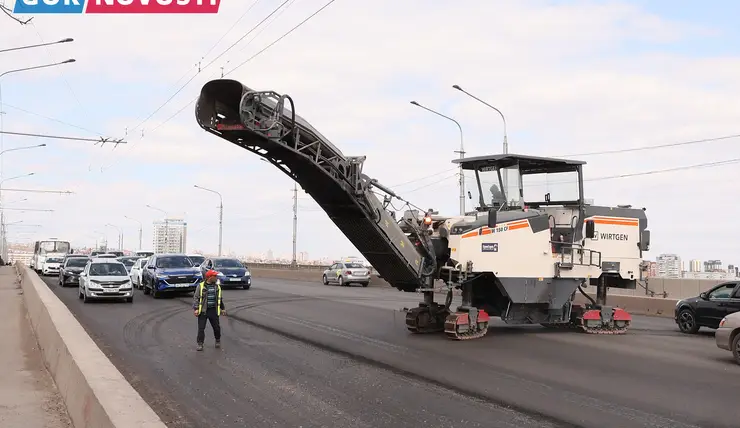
41, 275, 740, 428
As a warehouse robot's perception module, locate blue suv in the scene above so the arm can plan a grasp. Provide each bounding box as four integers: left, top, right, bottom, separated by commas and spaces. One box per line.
142, 253, 203, 298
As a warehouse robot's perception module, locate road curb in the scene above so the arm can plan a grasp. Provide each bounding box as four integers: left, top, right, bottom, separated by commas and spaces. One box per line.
15, 263, 167, 428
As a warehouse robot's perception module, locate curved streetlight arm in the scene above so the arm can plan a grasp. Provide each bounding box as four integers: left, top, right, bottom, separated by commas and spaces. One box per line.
0, 59, 76, 79
409, 101, 465, 153
0, 172, 34, 186
145, 204, 167, 216
409, 100, 466, 216
0, 38, 74, 55
452, 85, 507, 137
193, 184, 223, 202
0, 144, 46, 155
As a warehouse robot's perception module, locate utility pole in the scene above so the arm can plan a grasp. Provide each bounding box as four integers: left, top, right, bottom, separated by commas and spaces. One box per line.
291, 183, 297, 267
218, 199, 223, 256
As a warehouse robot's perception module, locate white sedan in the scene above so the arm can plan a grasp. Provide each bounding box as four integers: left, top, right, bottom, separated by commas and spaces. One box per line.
129, 258, 149, 289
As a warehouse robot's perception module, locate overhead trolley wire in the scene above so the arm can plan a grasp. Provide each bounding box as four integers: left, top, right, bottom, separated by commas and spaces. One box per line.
127, 0, 339, 139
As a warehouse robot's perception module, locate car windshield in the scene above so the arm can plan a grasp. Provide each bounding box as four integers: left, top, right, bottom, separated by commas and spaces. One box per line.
213, 259, 243, 268
188, 255, 205, 265
46, 258, 63, 263
345, 263, 364, 268
66, 258, 89, 267
156, 256, 193, 268
89, 263, 128, 276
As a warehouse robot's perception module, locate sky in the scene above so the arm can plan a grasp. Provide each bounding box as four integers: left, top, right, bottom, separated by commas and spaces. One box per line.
1, 0, 739, 265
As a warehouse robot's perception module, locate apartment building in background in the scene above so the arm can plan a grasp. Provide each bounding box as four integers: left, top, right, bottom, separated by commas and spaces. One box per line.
656, 253, 681, 278
153, 218, 187, 254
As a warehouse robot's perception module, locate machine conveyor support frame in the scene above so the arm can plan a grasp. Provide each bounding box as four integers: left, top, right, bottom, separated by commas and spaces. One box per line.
194, 79, 437, 292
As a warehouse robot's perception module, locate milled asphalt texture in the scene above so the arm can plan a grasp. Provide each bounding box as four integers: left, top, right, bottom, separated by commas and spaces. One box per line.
41, 274, 740, 428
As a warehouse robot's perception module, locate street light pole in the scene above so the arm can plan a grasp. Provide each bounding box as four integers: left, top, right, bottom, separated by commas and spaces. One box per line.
105, 223, 123, 251
292, 183, 297, 267
0, 59, 76, 260
409, 101, 466, 216
0, 38, 74, 55
452, 85, 509, 196
193, 185, 223, 256
0, 172, 34, 261
124, 216, 142, 251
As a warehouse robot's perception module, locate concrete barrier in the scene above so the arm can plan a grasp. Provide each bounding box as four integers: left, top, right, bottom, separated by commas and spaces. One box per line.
251, 266, 680, 318
16, 263, 167, 428
250, 266, 393, 288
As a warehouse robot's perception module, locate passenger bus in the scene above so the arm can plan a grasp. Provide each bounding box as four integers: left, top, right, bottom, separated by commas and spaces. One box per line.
30, 239, 72, 272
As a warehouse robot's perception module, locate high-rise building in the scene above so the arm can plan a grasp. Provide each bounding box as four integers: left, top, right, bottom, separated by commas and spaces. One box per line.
647, 261, 658, 277
153, 218, 187, 254
689, 259, 702, 272
656, 253, 681, 278
704, 260, 722, 272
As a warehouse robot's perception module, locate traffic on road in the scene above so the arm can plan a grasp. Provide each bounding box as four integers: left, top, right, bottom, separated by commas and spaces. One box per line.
29, 249, 740, 428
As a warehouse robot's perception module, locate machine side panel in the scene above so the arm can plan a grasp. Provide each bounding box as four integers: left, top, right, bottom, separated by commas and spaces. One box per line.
457, 218, 555, 281
194, 79, 427, 291
583, 206, 645, 287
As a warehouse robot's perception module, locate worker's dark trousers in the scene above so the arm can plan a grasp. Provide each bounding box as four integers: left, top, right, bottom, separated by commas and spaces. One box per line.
197, 307, 221, 344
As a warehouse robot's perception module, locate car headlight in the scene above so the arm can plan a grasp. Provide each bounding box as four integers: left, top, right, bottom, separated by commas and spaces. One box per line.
244, 270, 251, 277
156, 275, 169, 280
719, 317, 727, 328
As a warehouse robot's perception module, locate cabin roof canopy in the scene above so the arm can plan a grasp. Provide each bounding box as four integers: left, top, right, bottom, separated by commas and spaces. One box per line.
453, 153, 586, 175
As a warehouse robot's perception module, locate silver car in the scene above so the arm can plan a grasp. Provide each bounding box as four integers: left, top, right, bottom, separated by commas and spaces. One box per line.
322, 261, 370, 287
78, 258, 134, 303
716, 311, 740, 365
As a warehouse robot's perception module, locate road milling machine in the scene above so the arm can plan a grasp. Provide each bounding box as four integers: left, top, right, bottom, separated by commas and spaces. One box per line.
195, 79, 651, 340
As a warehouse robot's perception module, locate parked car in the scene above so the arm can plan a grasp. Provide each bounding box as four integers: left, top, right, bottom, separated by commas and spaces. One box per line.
187, 254, 206, 267
129, 257, 148, 289
58, 256, 89, 287
322, 261, 370, 287
78, 258, 133, 303
675, 281, 740, 333
141, 254, 202, 298
715, 311, 740, 365
200, 257, 251, 289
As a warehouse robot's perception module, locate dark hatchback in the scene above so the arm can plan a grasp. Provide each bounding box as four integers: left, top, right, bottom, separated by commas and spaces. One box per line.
675, 281, 740, 334
58, 256, 90, 287
201, 257, 251, 289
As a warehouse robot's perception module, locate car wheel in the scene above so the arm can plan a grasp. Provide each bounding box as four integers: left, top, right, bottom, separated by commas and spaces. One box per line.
731, 333, 740, 365
338, 276, 344, 286
322, 275, 328, 285
151, 282, 159, 298
361, 282, 369, 287
677, 308, 699, 334
126, 297, 133, 303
